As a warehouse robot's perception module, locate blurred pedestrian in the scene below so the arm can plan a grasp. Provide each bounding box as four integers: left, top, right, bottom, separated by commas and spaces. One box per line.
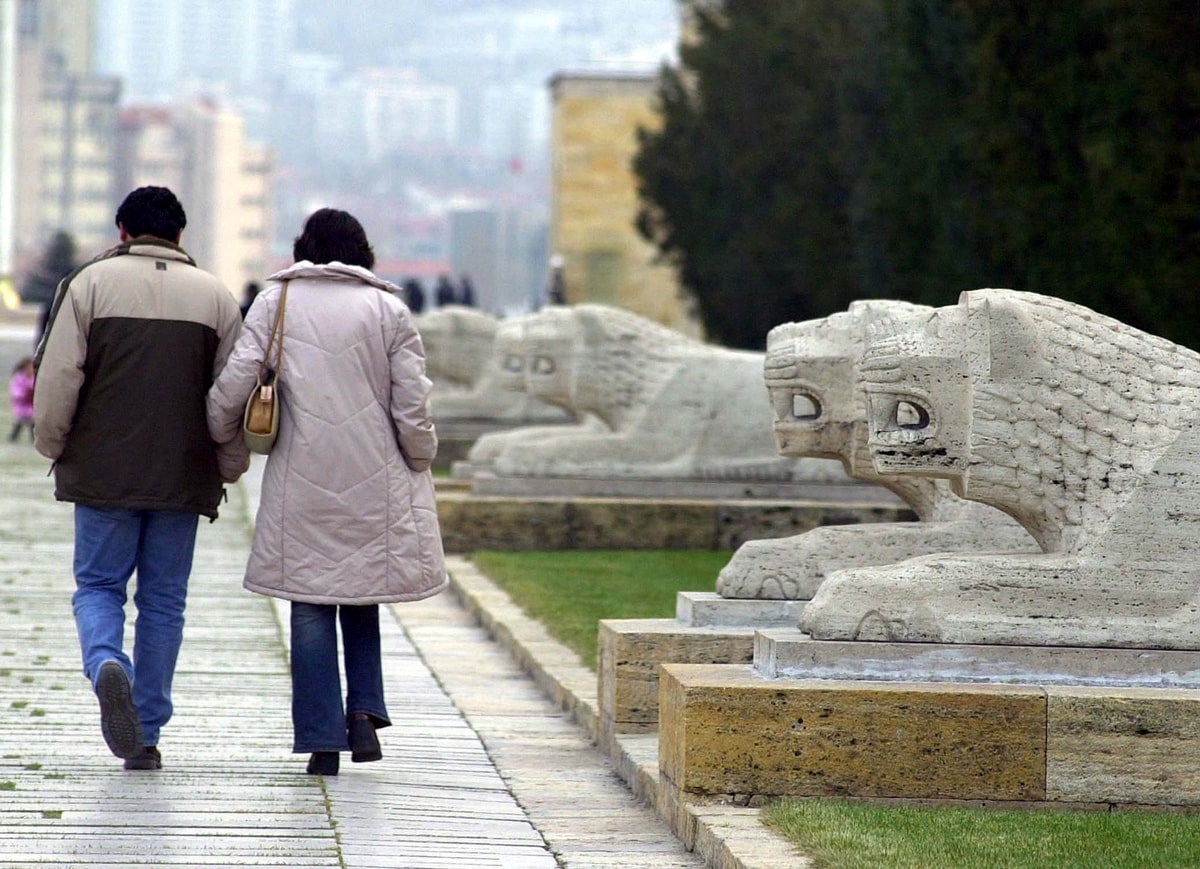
548, 255, 566, 305
458, 274, 476, 307
8, 356, 35, 443
239, 281, 261, 319
403, 278, 426, 314
22, 230, 78, 350
434, 273, 456, 307
33, 186, 246, 771
206, 208, 447, 777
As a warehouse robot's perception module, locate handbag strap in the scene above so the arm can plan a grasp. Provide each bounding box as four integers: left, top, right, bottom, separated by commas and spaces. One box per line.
258, 280, 288, 382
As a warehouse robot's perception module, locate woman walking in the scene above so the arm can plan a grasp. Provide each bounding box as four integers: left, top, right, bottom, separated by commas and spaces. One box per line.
207, 208, 446, 776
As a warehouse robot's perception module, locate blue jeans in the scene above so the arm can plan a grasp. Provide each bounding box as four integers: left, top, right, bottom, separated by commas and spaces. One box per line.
73, 505, 199, 747
290, 602, 390, 753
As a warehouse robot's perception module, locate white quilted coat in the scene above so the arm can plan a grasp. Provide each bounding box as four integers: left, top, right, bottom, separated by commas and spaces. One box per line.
206, 261, 447, 605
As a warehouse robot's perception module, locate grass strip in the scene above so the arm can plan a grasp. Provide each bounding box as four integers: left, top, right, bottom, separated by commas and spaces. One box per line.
469, 549, 730, 670
764, 798, 1200, 869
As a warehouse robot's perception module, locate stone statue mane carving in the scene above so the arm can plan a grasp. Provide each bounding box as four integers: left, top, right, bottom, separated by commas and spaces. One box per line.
487, 304, 846, 482
416, 307, 570, 424
802, 288, 1200, 649
716, 300, 1034, 600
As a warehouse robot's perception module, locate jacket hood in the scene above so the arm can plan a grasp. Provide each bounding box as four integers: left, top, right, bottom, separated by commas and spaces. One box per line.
269, 260, 401, 295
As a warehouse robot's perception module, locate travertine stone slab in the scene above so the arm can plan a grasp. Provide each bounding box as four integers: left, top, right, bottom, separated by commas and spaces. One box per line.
1047, 686, 1200, 805
659, 664, 1047, 801
676, 593, 803, 628
598, 620, 755, 748
470, 472, 893, 502
757, 629, 1200, 687
435, 491, 912, 552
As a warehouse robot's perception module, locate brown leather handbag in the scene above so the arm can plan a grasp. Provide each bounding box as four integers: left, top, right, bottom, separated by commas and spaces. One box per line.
242, 280, 288, 454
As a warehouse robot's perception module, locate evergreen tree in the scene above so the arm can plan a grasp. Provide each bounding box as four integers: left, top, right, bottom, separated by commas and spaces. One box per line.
637, 1, 1200, 348
956, 1, 1200, 345
870, 0, 979, 308
634, 0, 884, 349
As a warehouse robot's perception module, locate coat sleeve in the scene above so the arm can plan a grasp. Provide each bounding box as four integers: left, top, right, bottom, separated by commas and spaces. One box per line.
207, 292, 272, 463
32, 278, 91, 460
389, 308, 438, 471
211, 289, 251, 482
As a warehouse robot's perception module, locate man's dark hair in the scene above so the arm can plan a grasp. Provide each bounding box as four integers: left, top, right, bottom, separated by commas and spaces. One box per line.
292, 208, 375, 269
114, 186, 187, 241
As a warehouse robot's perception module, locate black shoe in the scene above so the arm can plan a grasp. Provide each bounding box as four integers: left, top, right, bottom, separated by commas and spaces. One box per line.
348, 714, 382, 763
96, 661, 143, 760
124, 746, 162, 770
306, 751, 339, 776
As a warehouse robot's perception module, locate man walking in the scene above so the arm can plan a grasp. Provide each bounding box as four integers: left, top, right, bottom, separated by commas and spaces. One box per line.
33, 187, 248, 770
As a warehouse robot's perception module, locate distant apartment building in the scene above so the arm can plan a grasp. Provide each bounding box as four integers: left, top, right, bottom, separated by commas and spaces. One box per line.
118, 102, 273, 295
316, 68, 459, 162
38, 77, 123, 258
548, 71, 697, 335
15, 0, 121, 260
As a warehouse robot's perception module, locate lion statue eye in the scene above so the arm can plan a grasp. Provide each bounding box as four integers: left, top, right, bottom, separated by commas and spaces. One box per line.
896, 400, 929, 429
531, 355, 556, 375
503, 354, 524, 373
792, 393, 821, 421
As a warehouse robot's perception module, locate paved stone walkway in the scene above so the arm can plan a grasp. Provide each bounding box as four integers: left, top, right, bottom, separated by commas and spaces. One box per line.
0, 441, 705, 868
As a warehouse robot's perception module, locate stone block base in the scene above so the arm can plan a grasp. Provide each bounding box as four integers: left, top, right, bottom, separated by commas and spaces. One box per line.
658, 664, 1200, 807
435, 492, 912, 552
597, 597, 805, 750
598, 619, 756, 751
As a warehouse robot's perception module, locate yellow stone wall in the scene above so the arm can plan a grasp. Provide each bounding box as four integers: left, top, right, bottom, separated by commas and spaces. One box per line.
549, 73, 699, 337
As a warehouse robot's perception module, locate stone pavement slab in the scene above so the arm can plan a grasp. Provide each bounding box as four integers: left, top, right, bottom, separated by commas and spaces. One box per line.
0, 442, 710, 868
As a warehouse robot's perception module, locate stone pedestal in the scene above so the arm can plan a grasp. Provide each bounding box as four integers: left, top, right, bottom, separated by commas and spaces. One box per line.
657, 662, 1200, 813
597, 594, 805, 751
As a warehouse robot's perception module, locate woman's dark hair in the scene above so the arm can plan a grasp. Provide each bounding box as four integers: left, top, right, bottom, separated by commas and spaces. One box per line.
292, 208, 375, 269
115, 186, 187, 241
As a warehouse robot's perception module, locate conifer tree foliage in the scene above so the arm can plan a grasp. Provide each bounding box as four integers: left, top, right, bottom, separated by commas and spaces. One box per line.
634, 0, 885, 349
954, 1, 1200, 345
636, 1, 1200, 349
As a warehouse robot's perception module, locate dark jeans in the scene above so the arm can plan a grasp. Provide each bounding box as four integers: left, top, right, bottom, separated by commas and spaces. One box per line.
289, 602, 390, 753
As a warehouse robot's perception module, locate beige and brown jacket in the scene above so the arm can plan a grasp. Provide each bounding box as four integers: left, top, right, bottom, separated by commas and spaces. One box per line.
33, 239, 246, 519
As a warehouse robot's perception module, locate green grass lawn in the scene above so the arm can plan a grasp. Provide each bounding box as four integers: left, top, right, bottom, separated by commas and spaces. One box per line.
468, 549, 1200, 868
764, 798, 1200, 869
469, 549, 731, 670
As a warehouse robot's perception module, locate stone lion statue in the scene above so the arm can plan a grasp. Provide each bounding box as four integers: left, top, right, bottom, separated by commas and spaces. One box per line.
715, 300, 1034, 600
802, 289, 1200, 649
486, 304, 847, 482
416, 306, 570, 424
466, 312, 604, 465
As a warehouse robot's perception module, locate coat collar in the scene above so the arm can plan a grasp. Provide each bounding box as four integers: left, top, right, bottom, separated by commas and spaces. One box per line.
269, 261, 401, 294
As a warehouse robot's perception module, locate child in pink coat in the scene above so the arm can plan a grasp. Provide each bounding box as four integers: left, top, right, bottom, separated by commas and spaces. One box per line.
9, 357, 34, 442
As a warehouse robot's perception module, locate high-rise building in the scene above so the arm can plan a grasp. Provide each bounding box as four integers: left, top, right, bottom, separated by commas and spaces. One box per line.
38, 75, 122, 258
15, 0, 121, 261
